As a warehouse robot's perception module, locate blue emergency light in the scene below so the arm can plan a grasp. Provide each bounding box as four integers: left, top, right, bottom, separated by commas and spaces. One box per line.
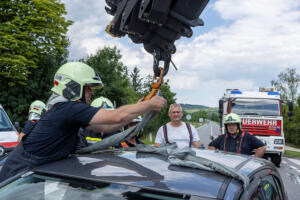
230, 90, 242, 94
268, 92, 279, 95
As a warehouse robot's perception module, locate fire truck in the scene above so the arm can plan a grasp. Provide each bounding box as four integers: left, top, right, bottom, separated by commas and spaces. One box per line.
218, 88, 288, 167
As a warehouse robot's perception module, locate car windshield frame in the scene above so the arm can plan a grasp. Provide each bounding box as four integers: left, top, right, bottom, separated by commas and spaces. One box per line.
0, 108, 13, 131
230, 98, 281, 116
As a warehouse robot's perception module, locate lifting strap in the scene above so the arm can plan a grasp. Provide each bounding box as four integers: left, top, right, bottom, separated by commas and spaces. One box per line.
163, 123, 193, 148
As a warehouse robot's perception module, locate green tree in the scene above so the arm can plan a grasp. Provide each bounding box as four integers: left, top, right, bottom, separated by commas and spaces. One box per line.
284, 96, 300, 145
271, 68, 300, 145
0, 55, 67, 127
0, 0, 72, 86
130, 66, 143, 95
271, 68, 300, 102
84, 47, 136, 106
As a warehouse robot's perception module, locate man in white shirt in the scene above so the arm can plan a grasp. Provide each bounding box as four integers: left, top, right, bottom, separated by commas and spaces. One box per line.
154, 104, 201, 148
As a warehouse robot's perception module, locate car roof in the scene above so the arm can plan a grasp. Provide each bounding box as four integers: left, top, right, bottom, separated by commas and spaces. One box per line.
33, 149, 273, 198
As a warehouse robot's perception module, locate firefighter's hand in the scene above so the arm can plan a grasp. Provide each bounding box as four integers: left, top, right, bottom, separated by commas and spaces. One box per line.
137, 97, 144, 103
149, 96, 166, 112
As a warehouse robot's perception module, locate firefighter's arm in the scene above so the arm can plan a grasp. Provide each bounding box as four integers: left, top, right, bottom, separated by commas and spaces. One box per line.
254, 146, 266, 158
87, 96, 166, 131
208, 146, 216, 150
208, 137, 220, 150
17, 132, 25, 142
88, 122, 127, 133
154, 143, 160, 147
193, 141, 201, 148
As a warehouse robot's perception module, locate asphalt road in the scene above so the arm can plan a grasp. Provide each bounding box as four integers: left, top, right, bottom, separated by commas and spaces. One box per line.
197, 121, 300, 200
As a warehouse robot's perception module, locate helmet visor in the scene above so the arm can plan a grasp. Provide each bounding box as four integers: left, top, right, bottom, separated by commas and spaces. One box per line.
85, 72, 104, 88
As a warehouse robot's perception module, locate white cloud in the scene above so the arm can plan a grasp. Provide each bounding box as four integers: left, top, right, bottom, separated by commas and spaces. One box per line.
63, 0, 300, 107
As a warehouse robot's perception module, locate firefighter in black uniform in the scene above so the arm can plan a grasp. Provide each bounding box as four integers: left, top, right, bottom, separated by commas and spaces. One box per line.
0, 61, 166, 182
17, 100, 46, 142
208, 113, 266, 157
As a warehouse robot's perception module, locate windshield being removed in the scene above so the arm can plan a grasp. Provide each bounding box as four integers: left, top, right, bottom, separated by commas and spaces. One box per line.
0, 174, 190, 200
231, 98, 280, 116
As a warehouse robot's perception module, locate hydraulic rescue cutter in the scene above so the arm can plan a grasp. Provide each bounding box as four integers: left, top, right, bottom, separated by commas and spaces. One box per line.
105, 0, 210, 77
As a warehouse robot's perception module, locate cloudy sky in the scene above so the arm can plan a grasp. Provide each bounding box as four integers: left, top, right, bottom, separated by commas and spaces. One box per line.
62, 0, 300, 107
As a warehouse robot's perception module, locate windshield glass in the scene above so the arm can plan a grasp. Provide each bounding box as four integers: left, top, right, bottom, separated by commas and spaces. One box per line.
0, 174, 189, 200
230, 98, 280, 116
0, 108, 13, 131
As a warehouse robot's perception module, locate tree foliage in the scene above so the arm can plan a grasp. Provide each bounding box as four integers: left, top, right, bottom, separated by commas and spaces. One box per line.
0, 0, 71, 126
84, 47, 136, 106
272, 68, 300, 146
271, 68, 300, 102
130, 66, 144, 95
0, 0, 72, 86
284, 97, 300, 145
0, 55, 67, 127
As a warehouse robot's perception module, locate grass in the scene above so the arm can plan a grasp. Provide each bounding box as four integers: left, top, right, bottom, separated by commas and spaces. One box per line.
284, 150, 300, 158
184, 109, 201, 113
141, 133, 155, 145
286, 142, 300, 149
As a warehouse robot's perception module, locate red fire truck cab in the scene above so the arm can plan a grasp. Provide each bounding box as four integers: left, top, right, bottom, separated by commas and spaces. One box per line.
219, 88, 285, 167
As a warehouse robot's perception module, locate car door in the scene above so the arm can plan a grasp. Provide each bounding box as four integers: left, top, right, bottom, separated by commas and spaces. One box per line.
250, 174, 285, 200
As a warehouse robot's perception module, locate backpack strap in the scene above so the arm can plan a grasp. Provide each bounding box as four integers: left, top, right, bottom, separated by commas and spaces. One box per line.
185, 123, 193, 148
163, 124, 169, 144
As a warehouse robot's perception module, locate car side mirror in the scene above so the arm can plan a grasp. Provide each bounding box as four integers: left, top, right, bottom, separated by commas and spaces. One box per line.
287, 101, 293, 121
14, 122, 20, 132
219, 99, 223, 114
288, 101, 293, 112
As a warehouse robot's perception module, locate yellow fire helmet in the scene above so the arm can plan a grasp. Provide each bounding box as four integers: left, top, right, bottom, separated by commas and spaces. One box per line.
51, 62, 103, 101
224, 113, 242, 130
91, 96, 114, 110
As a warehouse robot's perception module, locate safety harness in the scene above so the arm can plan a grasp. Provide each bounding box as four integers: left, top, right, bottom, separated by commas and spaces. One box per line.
223, 132, 245, 154
163, 123, 193, 148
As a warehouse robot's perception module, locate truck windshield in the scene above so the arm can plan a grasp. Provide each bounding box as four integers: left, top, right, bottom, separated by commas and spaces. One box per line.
230, 98, 280, 116
0, 108, 13, 131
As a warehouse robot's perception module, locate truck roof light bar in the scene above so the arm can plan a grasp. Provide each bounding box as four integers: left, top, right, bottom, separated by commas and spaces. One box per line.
230, 90, 242, 94
267, 91, 280, 95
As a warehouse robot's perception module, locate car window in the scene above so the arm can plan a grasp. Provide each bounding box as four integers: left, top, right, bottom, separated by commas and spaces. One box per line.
0, 108, 13, 131
0, 174, 191, 200
250, 175, 281, 200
